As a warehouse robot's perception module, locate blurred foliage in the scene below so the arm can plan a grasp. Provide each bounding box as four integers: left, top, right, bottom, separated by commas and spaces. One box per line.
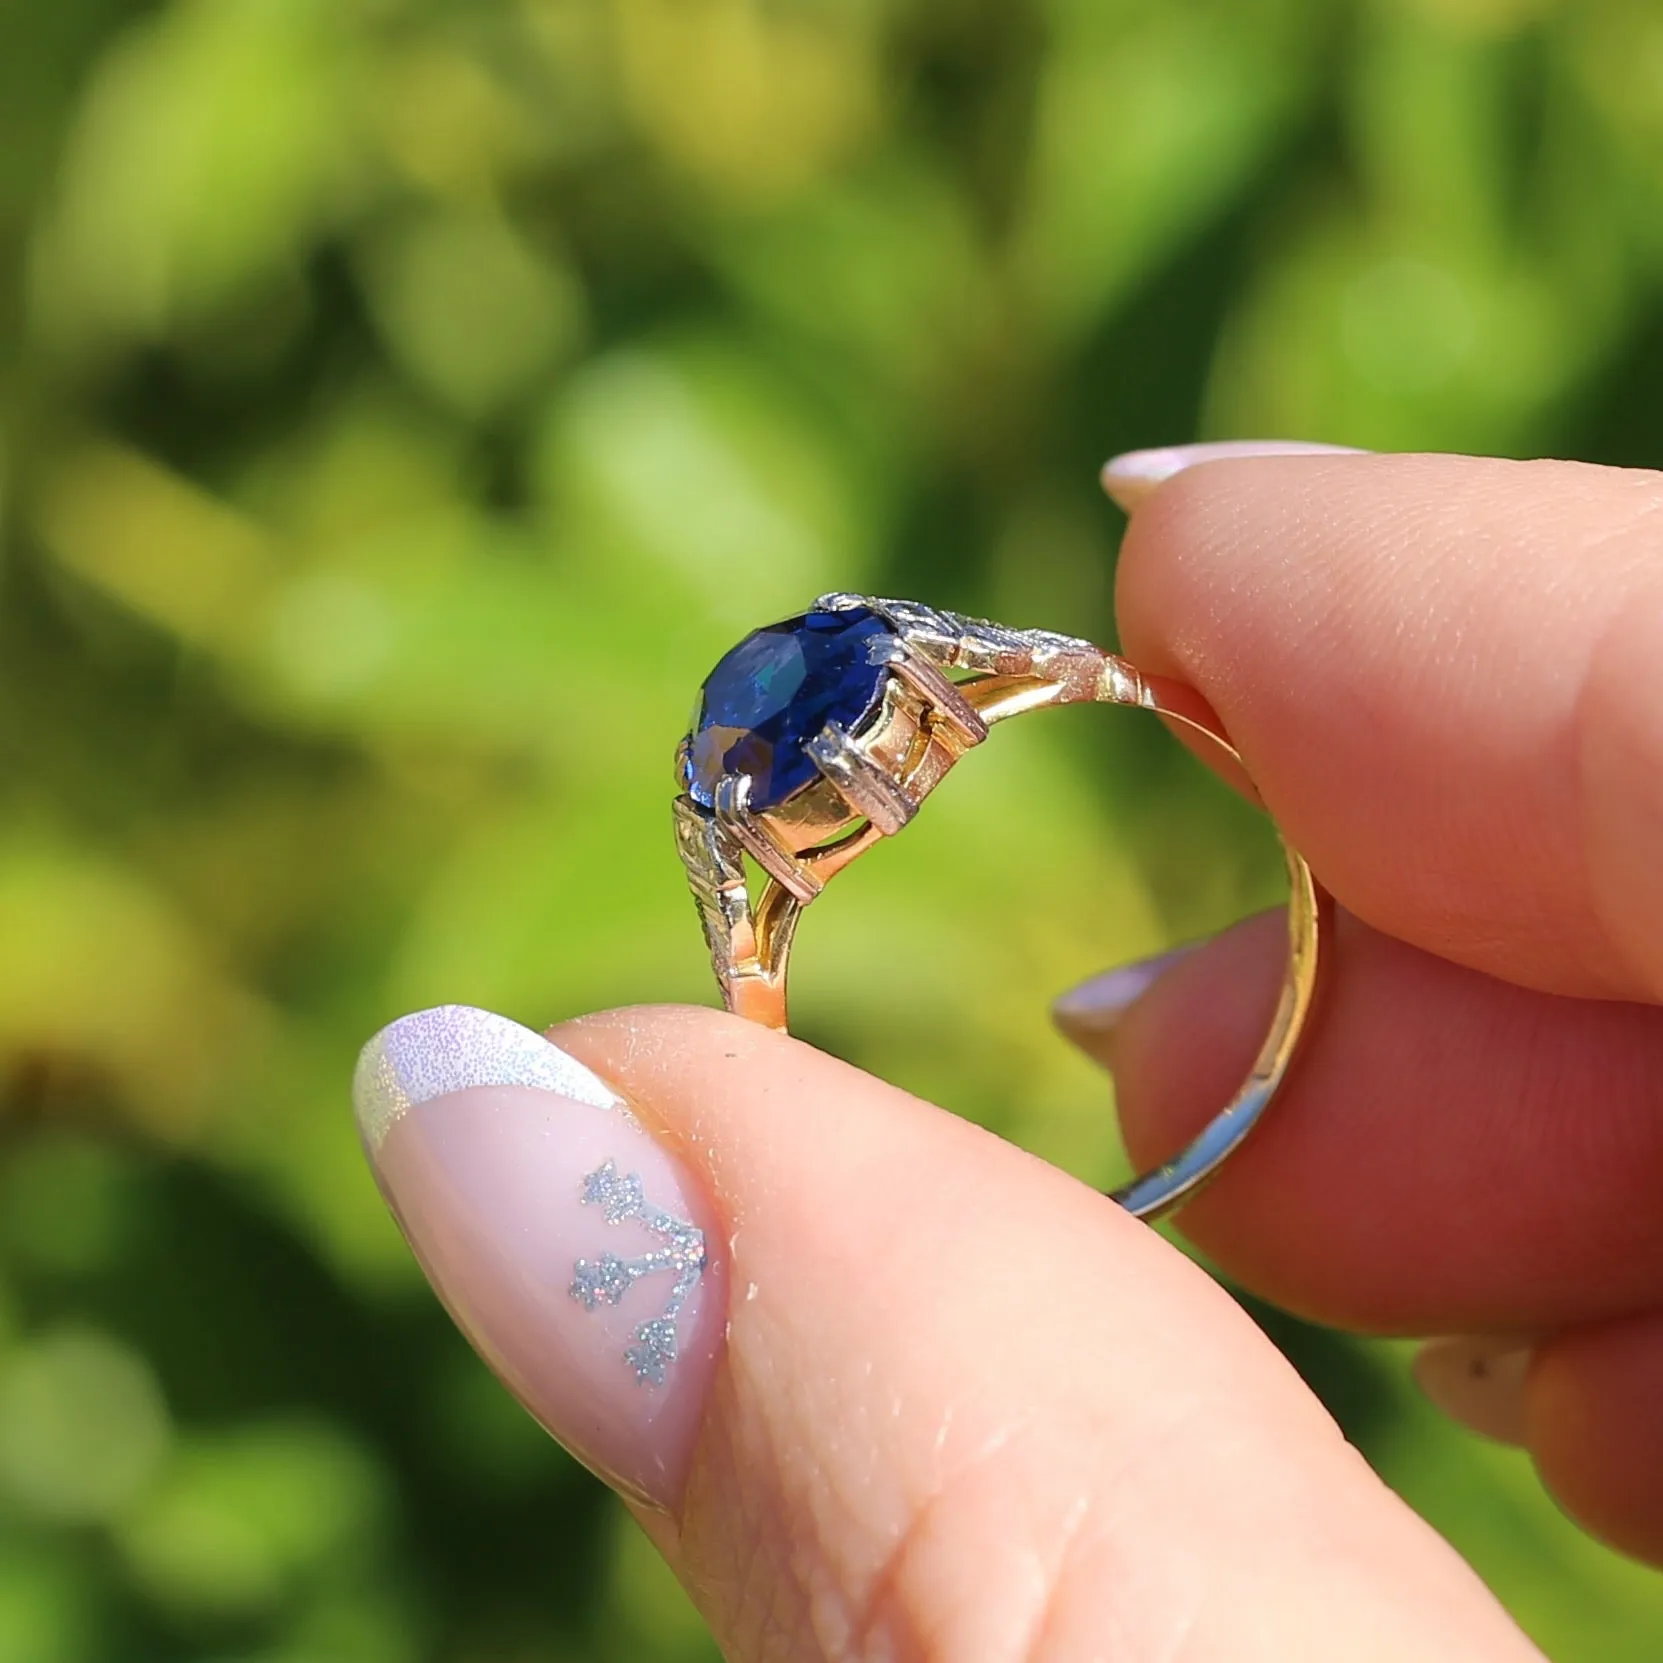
2, 0, 1663, 1656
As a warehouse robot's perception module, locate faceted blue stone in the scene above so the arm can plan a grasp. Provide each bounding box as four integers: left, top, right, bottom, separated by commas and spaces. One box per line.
684, 606, 894, 810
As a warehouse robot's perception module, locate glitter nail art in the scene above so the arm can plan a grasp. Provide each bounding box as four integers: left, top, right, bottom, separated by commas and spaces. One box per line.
570, 1158, 707, 1386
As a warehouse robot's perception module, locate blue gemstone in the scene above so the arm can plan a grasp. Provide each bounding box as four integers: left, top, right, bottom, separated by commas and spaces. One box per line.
684, 607, 894, 811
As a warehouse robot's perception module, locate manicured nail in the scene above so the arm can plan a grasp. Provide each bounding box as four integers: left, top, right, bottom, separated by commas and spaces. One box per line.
353, 1005, 725, 1511
1052, 943, 1200, 1054
1101, 440, 1367, 513
1411, 1335, 1532, 1447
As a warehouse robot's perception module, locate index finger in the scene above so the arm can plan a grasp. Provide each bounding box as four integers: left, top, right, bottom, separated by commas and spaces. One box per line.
1114, 451, 1663, 1002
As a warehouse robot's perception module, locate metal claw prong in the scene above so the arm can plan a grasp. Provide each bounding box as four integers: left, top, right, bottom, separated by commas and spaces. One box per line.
871, 636, 989, 747
806, 722, 916, 836
713, 773, 823, 903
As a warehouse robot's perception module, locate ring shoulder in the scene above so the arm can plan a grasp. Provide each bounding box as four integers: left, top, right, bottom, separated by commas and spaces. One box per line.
818, 593, 1141, 705
672, 794, 748, 975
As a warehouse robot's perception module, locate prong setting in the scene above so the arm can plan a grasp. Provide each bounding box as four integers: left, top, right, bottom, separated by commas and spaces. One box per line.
805, 721, 916, 836
713, 773, 823, 903
870, 635, 989, 749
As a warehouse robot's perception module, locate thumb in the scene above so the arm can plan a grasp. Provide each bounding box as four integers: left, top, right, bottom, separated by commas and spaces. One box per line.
354, 1002, 1539, 1662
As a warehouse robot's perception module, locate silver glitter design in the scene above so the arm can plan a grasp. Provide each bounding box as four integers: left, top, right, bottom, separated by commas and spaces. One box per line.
569, 1159, 706, 1387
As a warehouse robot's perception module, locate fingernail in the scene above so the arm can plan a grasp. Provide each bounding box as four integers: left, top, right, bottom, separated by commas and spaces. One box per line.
353, 1005, 725, 1511
1052, 943, 1200, 1052
1101, 440, 1367, 513
1411, 1335, 1532, 1447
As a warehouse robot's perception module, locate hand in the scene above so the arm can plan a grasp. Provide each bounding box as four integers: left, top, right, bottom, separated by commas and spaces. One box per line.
352, 449, 1663, 1661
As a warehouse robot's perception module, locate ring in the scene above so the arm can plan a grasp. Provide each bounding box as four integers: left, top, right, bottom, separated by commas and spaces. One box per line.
673, 594, 1324, 1220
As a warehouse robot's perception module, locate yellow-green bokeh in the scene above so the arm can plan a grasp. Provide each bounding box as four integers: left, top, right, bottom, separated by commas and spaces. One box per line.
2, 0, 1661, 1656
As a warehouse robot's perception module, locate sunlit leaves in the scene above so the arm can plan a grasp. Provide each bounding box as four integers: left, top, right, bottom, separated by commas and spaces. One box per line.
30, 0, 366, 353
6, 0, 1663, 1657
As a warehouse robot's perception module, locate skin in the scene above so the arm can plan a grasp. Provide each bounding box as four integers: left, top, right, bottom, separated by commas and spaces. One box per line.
1103, 453, 1663, 1568
417, 452, 1663, 1657
554, 1004, 1539, 1661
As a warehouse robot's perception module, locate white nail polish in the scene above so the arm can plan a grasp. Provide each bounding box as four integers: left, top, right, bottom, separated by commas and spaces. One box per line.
1412, 1335, 1533, 1447
1100, 440, 1367, 513
353, 1003, 620, 1154
1052, 944, 1200, 1046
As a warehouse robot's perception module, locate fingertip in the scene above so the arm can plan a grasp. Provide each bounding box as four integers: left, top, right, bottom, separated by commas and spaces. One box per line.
1527, 1311, 1663, 1565
1112, 449, 1663, 1001
1411, 1336, 1532, 1447
1106, 911, 1291, 1165
353, 1006, 725, 1512
1051, 942, 1204, 1068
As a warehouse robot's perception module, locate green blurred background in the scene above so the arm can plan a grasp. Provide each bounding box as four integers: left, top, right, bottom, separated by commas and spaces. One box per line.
3, 0, 1663, 1656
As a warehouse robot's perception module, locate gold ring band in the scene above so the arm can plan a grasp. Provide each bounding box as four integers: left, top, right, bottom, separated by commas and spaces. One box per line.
673, 595, 1324, 1221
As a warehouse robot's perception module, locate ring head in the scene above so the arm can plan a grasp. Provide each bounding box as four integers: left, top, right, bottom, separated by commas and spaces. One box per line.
673, 595, 1326, 1222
